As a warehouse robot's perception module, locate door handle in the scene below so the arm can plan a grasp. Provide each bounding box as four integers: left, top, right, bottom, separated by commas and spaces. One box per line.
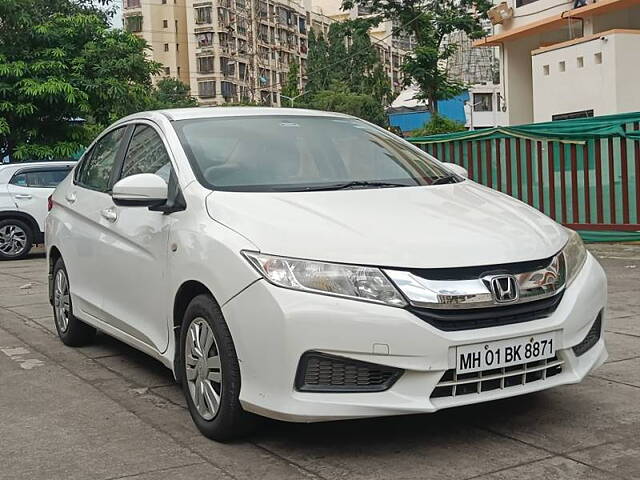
65, 192, 77, 204
101, 207, 118, 223
14, 193, 32, 199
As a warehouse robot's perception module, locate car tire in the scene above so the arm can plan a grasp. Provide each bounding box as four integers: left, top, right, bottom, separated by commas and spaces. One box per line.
52, 258, 97, 347
0, 218, 33, 260
179, 294, 257, 441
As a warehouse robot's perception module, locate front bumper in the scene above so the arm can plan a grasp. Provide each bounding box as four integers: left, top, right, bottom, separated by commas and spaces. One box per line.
222, 253, 607, 422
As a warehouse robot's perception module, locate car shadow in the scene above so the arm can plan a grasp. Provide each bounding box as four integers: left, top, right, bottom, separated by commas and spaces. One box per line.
84, 331, 548, 446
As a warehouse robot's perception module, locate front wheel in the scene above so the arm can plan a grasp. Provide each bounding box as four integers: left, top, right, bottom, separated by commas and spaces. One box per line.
179, 294, 256, 441
0, 219, 33, 260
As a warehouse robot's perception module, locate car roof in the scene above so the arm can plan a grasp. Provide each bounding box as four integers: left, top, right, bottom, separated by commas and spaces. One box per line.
118, 107, 353, 123
0, 160, 76, 171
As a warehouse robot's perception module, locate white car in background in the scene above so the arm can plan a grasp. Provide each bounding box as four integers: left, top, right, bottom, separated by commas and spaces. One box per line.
0, 161, 75, 259
46, 108, 607, 441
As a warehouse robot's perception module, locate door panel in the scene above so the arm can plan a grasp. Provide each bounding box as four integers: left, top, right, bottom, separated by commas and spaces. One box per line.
61, 186, 114, 319
97, 204, 171, 351
8, 184, 54, 233
98, 123, 174, 352
62, 126, 129, 320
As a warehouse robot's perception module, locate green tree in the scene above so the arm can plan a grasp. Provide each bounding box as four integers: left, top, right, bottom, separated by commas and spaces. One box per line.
151, 77, 198, 109
280, 61, 300, 105
305, 30, 332, 95
342, 0, 491, 113
308, 81, 387, 126
0, 0, 160, 161
412, 113, 466, 137
304, 19, 392, 123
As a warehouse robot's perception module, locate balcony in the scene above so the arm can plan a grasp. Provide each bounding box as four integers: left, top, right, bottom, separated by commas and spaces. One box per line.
531, 29, 640, 122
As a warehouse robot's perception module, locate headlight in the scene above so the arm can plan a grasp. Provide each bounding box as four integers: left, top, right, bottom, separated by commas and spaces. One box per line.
562, 229, 588, 287
243, 252, 407, 307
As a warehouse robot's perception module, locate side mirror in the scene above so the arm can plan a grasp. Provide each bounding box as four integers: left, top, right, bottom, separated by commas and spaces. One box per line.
443, 162, 468, 179
112, 173, 168, 207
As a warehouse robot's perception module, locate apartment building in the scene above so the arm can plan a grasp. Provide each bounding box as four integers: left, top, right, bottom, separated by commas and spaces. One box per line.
123, 0, 191, 85
122, 0, 407, 105
476, 0, 640, 125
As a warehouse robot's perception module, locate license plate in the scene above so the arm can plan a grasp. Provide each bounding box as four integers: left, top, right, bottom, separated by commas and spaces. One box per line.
456, 332, 556, 374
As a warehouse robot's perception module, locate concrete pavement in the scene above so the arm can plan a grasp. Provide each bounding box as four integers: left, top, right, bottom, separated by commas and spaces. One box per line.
0, 244, 639, 480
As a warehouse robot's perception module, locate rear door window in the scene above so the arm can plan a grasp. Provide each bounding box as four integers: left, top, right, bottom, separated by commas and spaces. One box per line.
10, 168, 72, 188
76, 127, 127, 192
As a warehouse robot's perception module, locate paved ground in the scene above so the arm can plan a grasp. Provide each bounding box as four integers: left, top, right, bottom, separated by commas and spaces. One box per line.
1, 245, 639, 480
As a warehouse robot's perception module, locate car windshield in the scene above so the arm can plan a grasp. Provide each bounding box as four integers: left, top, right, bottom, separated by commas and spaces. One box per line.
173, 115, 459, 192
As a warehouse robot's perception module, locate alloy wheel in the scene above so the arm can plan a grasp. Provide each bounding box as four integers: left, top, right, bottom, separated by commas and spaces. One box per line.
185, 318, 223, 421
53, 269, 71, 333
0, 224, 27, 256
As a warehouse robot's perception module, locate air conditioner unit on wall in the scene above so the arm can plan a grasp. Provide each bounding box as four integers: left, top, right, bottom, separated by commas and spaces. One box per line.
488, 2, 514, 25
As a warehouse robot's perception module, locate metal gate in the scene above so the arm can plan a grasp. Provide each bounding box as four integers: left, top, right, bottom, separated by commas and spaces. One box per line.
413, 123, 640, 232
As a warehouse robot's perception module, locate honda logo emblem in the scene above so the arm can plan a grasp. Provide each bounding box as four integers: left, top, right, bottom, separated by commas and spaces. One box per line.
486, 274, 519, 304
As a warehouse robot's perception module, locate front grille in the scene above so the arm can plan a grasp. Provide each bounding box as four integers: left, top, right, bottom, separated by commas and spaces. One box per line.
295, 352, 402, 393
430, 355, 563, 399
573, 313, 603, 357
409, 292, 563, 331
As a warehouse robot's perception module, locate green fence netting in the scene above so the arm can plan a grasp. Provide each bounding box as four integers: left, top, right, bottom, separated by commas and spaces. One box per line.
408, 111, 640, 144
407, 111, 640, 242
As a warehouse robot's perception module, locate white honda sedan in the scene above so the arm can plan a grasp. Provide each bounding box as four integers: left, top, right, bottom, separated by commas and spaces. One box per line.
46, 108, 607, 441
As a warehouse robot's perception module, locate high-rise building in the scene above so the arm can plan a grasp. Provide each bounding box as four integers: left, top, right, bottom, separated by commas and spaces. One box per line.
122, 0, 407, 105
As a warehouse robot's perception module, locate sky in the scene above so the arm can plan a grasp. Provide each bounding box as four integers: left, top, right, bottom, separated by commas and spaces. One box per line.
109, 3, 122, 28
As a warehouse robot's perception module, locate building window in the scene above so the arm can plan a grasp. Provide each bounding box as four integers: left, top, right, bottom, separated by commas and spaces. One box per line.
124, 0, 141, 8
125, 15, 143, 32
559, 61, 565, 72
175, 19, 178, 31
163, 19, 168, 28
177, 66, 181, 76
543, 64, 550, 76
552, 109, 594, 121
198, 81, 216, 98
195, 6, 212, 24
164, 43, 169, 52
162, 0, 167, 3
176, 43, 179, 51
595, 52, 603, 64
197, 32, 214, 48
198, 56, 215, 74
221, 81, 237, 101
515, 0, 541, 7
220, 57, 235, 77
577, 56, 584, 68
473, 93, 493, 112
163, 66, 170, 75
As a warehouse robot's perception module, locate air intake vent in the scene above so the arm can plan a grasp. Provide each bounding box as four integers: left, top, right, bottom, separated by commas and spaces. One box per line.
573, 313, 602, 357
295, 352, 402, 393
431, 355, 563, 399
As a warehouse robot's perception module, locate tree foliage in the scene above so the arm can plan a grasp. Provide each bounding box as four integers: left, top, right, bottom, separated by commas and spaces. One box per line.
0, 0, 193, 161
280, 61, 301, 103
412, 113, 466, 137
150, 77, 198, 109
303, 19, 391, 125
306, 81, 387, 126
342, 0, 491, 113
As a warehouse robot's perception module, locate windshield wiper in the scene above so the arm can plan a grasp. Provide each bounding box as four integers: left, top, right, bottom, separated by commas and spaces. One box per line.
300, 181, 413, 192
430, 174, 460, 185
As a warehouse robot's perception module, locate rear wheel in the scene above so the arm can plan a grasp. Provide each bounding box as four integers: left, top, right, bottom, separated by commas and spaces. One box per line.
179, 294, 256, 441
52, 258, 96, 346
0, 219, 33, 260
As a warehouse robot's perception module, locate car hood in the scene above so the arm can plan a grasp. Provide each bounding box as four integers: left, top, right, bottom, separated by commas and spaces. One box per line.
205, 181, 568, 269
